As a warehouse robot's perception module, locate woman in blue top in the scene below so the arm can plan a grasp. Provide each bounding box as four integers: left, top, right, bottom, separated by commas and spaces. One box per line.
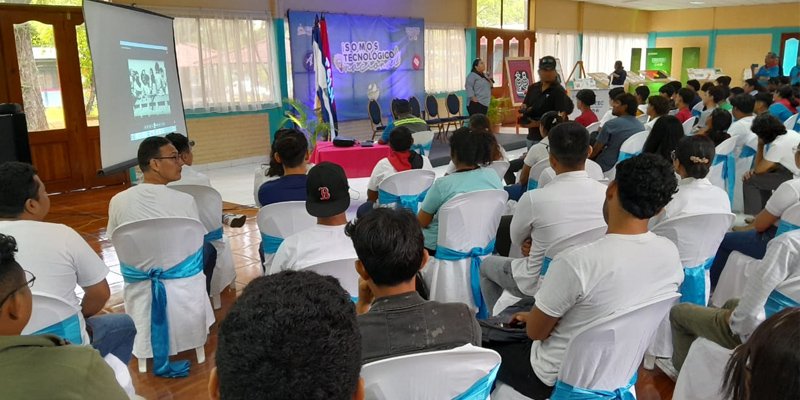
418, 127, 503, 254
465, 58, 494, 116
790, 55, 800, 86
769, 86, 799, 126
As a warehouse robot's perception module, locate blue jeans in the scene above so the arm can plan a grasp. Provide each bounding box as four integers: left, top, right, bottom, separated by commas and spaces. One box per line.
710, 227, 776, 288
86, 313, 136, 364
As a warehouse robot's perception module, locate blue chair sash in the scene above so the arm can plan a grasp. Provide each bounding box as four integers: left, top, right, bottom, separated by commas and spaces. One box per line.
435, 239, 496, 319
765, 290, 800, 318
552, 373, 637, 400
692, 109, 702, 118
452, 365, 500, 400
33, 313, 83, 345
203, 227, 223, 242
378, 188, 429, 214
617, 151, 638, 163
260, 233, 284, 254
120, 248, 204, 378
776, 220, 800, 237
527, 179, 539, 191
713, 153, 736, 205
541, 256, 553, 277
411, 142, 432, 156
740, 146, 756, 159
680, 257, 714, 306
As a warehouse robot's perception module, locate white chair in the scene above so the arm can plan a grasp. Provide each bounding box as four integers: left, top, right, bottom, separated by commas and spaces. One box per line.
527, 158, 550, 191
253, 164, 269, 207
548, 294, 680, 398
682, 116, 697, 136
256, 201, 317, 272
636, 113, 648, 124
411, 130, 434, 156
304, 258, 359, 299
169, 184, 237, 310
539, 225, 606, 284
617, 130, 648, 162
537, 160, 605, 188
710, 251, 759, 307
673, 338, 733, 400
487, 160, 510, 182
422, 190, 507, 317
733, 133, 758, 213
112, 217, 214, 376
586, 121, 601, 134
104, 354, 137, 398
708, 137, 737, 206
637, 104, 648, 115
669, 109, 679, 116
691, 101, 705, 117
776, 202, 800, 236
362, 344, 501, 400
377, 169, 436, 213
22, 291, 90, 345
784, 113, 799, 131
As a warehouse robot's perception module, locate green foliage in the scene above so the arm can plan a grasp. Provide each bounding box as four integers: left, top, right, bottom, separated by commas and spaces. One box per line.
278, 98, 331, 148
477, 0, 527, 29
486, 96, 510, 126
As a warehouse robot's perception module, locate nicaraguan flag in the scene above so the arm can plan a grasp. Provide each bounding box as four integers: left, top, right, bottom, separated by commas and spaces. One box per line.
313, 15, 338, 137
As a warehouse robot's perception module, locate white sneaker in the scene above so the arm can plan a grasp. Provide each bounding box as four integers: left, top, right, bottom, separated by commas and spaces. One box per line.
655, 358, 678, 381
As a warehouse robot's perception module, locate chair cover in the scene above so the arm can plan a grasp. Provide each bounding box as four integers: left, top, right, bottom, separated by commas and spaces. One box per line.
104, 354, 137, 397
636, 113, 649, 124
256, 201, 317, 270
710, 251, 758, 307
540, 225, 607, 283
682, 117, 697, 136
169, 184, 236, 299
552, 294, 680, 398
111, 217, 214, 371
378, 169, 436, 214
733, 133, 758, 213
669, 109, 679, 116
23, 291, 90, 345
691, 102, 705, 118
422, 190, 507, 315
776, 202, 800, 237
411, 130, 434, 156
362, 344, 501, 400
617, 131, 648, 162
303, 258, 359, 299
784, 113, 799, 131
637, 104, 648, 115
672, 338, 733, 400
487, 160, 510, 182
537, 160, 605, 188
708, 137, 737, 205
586, 122, 601, 134
527, 159, 551, 190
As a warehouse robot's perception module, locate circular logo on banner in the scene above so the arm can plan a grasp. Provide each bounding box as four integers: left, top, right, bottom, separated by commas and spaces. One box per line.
412, 54, 422, 71
304, 51, 314, 72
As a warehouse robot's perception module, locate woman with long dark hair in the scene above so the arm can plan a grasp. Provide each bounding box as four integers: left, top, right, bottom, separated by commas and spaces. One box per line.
465, 58, 493, 116
643, 115, 685, 162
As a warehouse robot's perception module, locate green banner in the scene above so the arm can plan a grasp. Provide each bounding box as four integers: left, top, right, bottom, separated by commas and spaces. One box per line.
630, 48, 642, 72
681, 47, 701, 83
645, 48, 673, 75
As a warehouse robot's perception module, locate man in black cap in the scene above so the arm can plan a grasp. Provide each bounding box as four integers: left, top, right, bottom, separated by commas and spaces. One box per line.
268, 162, 357, 274
520, 56, 573, 148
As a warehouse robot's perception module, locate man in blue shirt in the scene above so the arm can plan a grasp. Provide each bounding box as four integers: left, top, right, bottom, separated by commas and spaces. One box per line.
258, 129, 309, 206
591, 93, 645, 172
754, 52, 781, 88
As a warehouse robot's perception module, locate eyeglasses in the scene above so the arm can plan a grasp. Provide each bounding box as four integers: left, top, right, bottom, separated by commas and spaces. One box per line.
153, 154, 182, 163
0, 270, 35, 307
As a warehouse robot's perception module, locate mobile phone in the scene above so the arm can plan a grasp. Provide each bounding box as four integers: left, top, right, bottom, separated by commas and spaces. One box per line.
361, 140, 374, 147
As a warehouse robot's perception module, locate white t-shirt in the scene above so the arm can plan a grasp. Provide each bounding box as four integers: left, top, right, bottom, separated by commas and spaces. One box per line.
169, 165, 211, 187
530, 232, 683, 386
107, 183, 201, 236
509, 171, 607, 296
367, 156, 433, 192
764, 178, 800, 217
523, 137, 550, 168
649, 177, 731, 228
727, 115, 755, 156
764, 130, 800, 175
269, 223, 357, 274
730, 230, 800, 341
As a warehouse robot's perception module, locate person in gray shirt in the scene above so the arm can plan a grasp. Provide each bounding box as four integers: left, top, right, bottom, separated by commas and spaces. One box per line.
349, 208, 481, 364
591, 93, 645, 171
466, 58, 493, 116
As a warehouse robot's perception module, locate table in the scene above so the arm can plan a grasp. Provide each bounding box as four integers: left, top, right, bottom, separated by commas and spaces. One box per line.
310, 141, 391, 178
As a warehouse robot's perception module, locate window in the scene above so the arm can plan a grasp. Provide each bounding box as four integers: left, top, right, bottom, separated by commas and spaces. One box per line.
173, 14, 281, 113
477, 0, 528, 30
424, 26, 466, 93
533, 30, 580, 78
581, 32, 648, 75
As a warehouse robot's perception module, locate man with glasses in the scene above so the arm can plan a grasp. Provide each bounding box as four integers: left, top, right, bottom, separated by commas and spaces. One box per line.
0, 161, 136, 364
0, 233, 129, 399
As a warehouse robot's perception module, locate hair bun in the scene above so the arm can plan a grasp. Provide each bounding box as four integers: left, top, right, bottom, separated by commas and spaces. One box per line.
0, 234, 18, 265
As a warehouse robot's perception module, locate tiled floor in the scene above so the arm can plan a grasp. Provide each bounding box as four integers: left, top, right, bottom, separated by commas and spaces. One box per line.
41, 146, 676, 399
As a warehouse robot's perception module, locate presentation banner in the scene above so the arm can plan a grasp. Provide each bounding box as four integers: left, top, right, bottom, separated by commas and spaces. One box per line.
645, 48, 673, 75
681, 47, 701, 83
288, 11, 425, 121
505, 57, 534, 106
630, 48, 642, 72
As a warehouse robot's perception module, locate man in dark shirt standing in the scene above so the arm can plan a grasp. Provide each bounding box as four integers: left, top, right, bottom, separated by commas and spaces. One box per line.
349, 208, 481, 364
520, 56, 573, 148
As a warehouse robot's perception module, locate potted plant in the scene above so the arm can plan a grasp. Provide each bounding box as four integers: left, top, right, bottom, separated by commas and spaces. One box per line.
487, 97, 511, 134
278, 98, 331, 149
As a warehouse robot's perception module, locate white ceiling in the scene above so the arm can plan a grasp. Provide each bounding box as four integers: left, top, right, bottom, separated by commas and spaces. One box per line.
579, 0, 800, 11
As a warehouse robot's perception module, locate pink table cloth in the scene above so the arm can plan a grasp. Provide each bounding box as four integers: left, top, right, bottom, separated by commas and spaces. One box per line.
310, 141, 391, 178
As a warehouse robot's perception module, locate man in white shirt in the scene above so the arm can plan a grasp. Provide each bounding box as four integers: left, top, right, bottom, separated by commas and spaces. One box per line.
480, 122, 607, 313
670, 229, 800, 371
727, 94, 757, 156
0, 162, 135, 364
486, 154, 683, 399
269, 162, 357, 274
742, 114, 800, 215
107, 136, 216, 292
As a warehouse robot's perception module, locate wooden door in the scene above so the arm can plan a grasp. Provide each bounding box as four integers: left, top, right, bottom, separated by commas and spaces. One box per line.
476, 28, 536, 100
0, 4, 126, 193
780, 32, 800, 75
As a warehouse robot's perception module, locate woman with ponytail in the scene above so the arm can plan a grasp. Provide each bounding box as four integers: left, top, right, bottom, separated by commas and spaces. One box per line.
257, 128, 310, 207
465, 58, 494, 116
418, 127, 503, 254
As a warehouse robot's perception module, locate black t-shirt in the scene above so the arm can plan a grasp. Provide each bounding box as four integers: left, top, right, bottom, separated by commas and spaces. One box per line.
521, 82, 572, 141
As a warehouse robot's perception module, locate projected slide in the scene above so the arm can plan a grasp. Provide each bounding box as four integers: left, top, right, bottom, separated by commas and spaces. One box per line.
129, 59, 170, 118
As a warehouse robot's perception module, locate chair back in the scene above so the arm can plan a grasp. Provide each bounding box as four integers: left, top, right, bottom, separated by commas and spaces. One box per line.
733, 133, 759, 212
368, 100, 383, 125
538, 160, 605, 188
446, 93, 461, 116
487, 160, 510, 181
652, 212, 734, 268
23, 291, 87, 345
636, 113, 648, 124
541, 225, 606, 278
784, 113, 799, 131
557, 294, 680, 393
377, 169, 436, 212
673, 338, 734, 400
409, 96, 421, 117
668, 109, 679, 116
777, 202, 800, 237
426, 95, 440, 118
617, 130, 648, 162
411, 130, 434, 156
637, 104, 648, 115
361, 344, 501, 400
682, 117, 697, 135
586, 121, 601, 134
256, 201, 317, 267
708, 137, 737, 200
528, 158, 551, 190
304, 258, 359, 298
692, 102, 705, 118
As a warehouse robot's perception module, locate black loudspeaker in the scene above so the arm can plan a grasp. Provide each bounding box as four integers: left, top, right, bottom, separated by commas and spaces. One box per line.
0, 103, 32, 163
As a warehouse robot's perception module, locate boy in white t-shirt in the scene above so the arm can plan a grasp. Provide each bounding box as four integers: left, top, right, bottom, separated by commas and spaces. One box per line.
269, 162, 357, 274
485, 154, 683, 399
742, 114, 800, 215
0, 162, 136, 364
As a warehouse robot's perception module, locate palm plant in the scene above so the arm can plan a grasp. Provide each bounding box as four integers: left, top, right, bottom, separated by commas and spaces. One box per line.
278, 98, 331, 148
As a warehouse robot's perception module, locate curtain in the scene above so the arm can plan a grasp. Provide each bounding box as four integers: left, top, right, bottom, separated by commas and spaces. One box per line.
425, 26, 467, 93
173, 14, 281, 113
533, 30, 580, 78
581, 32, 648, 75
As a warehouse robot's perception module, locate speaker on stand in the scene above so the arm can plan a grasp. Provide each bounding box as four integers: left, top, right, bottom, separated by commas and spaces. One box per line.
0, 103, 33, 164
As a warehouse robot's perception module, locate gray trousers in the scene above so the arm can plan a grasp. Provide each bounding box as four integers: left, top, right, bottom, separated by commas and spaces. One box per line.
480, 256, 527, 315
743, 166, 793, 215
669, 299, 741, 371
